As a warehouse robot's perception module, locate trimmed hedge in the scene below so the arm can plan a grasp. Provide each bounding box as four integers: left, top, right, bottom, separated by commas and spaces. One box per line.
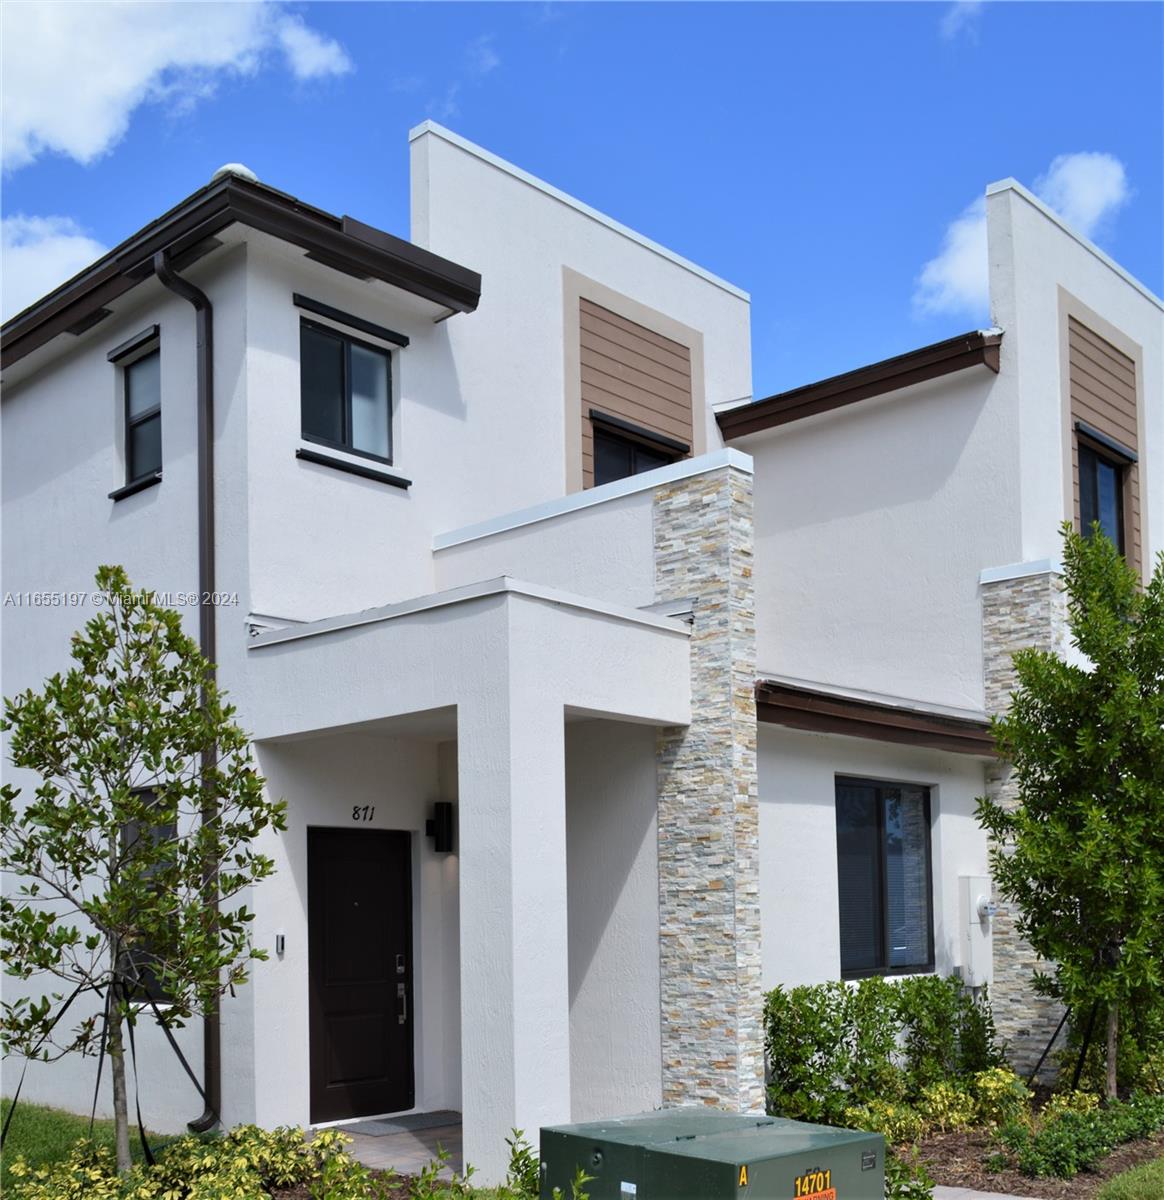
764, 974, 1005, 1123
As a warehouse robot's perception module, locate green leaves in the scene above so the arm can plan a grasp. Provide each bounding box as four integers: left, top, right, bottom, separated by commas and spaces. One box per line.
0, 566, 285, 1058
978, 526, 1164, 1081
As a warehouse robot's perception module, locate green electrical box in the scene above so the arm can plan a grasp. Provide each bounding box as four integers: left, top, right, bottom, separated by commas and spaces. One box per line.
540, 1108, 884, 1200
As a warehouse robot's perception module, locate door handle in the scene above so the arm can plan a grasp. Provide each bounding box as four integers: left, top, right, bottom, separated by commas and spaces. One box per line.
397, 982, 407, 1025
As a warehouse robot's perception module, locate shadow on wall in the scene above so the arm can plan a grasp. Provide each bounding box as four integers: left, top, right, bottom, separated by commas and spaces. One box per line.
565, 719, 659, 1006
757, 371, 997, 532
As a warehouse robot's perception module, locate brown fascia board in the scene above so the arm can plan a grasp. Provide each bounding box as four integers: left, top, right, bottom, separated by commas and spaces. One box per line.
718, 330, 1003, 440
756, 680, 997, 757
1, 176, 482, 370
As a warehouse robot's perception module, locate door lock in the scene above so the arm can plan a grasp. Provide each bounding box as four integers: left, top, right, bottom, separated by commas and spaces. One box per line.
396, 953, 405, 975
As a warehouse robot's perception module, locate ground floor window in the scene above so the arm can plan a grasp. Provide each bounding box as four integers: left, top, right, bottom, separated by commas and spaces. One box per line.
835, 776, 934, 978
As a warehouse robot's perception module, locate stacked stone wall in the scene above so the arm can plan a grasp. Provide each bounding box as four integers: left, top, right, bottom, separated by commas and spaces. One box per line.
981, 570, 1069, 1079
653, 464, 764, 1112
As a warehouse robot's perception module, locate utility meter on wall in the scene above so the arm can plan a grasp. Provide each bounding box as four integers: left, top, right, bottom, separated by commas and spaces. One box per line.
960, 875, 994, 988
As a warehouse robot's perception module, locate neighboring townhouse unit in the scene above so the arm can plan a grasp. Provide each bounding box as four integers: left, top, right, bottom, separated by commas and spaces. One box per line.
2, 124, 1160, 1183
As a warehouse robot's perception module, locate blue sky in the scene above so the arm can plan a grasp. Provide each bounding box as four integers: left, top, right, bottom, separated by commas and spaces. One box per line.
2, 1, 1161, 396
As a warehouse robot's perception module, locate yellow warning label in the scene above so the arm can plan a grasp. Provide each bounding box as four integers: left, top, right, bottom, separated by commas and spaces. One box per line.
738, 1164, 748, 1187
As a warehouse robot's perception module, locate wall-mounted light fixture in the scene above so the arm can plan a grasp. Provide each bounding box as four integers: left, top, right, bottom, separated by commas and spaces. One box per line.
425, 801, 454, 853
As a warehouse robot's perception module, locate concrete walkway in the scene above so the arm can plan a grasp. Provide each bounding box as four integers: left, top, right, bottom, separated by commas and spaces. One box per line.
934, 1186, 1040, 1200
342, 1120, 463, 1178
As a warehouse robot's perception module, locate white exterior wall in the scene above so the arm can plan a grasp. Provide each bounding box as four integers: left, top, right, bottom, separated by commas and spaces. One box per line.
986, 182, 1163, 572
434, 489, 656, 606
758, 724, 990, 988
0, 247, 253, 1133
565, 720, 661, 1121
750, 367, 1015, 711
410, 123, 749, 526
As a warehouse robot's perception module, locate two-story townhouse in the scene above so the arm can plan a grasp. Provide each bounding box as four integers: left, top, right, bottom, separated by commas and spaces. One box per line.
2, 123, 1160, 1184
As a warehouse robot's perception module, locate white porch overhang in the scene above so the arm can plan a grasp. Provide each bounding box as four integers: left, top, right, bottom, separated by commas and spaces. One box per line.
245, 576, 689, 1180
245, 576, 690, 740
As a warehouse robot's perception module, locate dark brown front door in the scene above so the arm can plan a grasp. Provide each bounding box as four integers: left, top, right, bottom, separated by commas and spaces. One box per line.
308, 828, 413, 1122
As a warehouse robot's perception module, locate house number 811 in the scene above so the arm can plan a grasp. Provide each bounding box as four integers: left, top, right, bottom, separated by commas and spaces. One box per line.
352, 805, 375, 822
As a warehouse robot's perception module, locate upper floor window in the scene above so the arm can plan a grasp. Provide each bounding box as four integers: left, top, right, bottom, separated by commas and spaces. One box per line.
593, 422, 680, 486
300, 320, 392, 463
124, 349, 162, 483
835, 777, 934, 979
1078, 440, 1125, 554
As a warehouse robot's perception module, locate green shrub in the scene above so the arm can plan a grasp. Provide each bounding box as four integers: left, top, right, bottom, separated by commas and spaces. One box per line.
896, 976, 1005, 1092
6, 1126, 393, 1200
842, 1099, 925, 1146
992, 1092, 1164, 1179
505, 1129, 539, 1197
917, 1081, 976, 1132
764, 980, 856, 1122
1042, 1089, 1100, 1121
971, 1066, 1031, 1127
1098, 1156, 1164, 1200
764, 974, 1005, 1122
884, 1148, 934, 1200
848, 974, 907, 1102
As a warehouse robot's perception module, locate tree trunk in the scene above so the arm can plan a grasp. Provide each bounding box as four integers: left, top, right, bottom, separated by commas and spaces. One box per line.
1106, 1001, 1119, 1101
107, 998, 133, 1173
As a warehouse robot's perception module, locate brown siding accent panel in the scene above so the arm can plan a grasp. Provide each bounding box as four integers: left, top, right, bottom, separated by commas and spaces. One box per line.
580, 298, 693, 487
1068, 317, 1140, 574
755, 681, 997, 757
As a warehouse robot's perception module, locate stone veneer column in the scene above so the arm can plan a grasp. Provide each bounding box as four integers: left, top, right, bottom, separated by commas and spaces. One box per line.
653, 462, 764, 1112
981, 568, 1069, 1078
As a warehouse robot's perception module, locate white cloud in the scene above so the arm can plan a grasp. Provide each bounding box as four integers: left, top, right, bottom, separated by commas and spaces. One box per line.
1, 216, 108, 321
940, 1, 983, 42
2, 3, 353, 172
275, 14, 353, 81
427, 84, 462, 122
424, 35, 500, 121
913, 151, 1132, 318
913, 197, 989, 318
1034, 153, 1129, 239
467, 34, 500, 76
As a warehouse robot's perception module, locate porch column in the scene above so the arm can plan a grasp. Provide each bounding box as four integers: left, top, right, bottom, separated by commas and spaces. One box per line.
457, 696, 570, 1181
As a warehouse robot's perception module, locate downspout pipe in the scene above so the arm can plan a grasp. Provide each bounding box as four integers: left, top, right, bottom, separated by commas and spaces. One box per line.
152, 250, 220, 1134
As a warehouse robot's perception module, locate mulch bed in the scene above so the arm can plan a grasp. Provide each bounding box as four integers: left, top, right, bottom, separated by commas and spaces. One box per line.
916, 1127, 1164, 1198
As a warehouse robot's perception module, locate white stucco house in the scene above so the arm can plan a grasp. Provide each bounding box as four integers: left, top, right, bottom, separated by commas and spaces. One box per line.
2, 123, 1160, 1182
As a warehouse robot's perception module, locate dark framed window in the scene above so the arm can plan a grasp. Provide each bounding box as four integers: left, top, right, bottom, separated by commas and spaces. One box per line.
1079, 442, 1125, 554
835, 777, 934, 979
124, 347, 161, 484
300, 320, 392, 463
593, 426, 679, 487
120, 789, 176, 1002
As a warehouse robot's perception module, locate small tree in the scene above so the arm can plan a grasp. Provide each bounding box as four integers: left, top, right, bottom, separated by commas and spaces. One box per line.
1, 566, 286, 1170
977, 525, 1164, 1099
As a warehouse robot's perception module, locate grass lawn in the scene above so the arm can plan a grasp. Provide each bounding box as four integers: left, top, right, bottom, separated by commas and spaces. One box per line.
1097, 1155, 1164, 1200
0, 1098, 154, 1193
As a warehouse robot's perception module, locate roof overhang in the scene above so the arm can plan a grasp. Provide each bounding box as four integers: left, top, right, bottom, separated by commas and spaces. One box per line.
718, 329, 1002, 440
1, 175, 482, 371
756, 679, 996, 757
